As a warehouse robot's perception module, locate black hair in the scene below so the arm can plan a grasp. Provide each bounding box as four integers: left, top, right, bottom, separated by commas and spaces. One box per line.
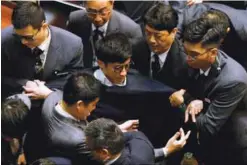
201, 9, 230, 38
85, 118, 124, 155
183, 18, 226, 47
1, 97, 29, 138
63, 72, 101, 106
144, 2, 178, 32
12, 2, 46, 29
96, 32, 132, 64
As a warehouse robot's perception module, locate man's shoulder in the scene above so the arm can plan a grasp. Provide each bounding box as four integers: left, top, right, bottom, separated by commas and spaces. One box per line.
112, 10, 140, 28
1, 26, 16, 45
217, 53, 247, 87
69, 9, 87, 23
50, 26, 82, 42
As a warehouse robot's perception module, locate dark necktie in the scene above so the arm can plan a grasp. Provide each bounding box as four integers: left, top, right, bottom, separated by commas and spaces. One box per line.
93, 28, 104, 45
32, 47, 44, 79
151, 54, 161, 78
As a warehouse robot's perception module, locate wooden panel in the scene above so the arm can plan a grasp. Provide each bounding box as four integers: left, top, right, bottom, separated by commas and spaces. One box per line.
1, 5, 13, 29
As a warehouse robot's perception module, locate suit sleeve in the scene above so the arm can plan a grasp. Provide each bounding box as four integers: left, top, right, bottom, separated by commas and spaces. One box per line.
124, 132, 155, 164
2, 49, 30, 98
196, 82, 247, 138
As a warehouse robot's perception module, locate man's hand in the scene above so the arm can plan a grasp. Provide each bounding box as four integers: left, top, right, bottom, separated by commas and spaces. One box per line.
164, 128, 191, 156
23, 80, 53, 100
185, 100, 203, 123
17, 153, 26, 165
169, 89, 186, 107
119, 120, 139, 132
187, 0, 203, 6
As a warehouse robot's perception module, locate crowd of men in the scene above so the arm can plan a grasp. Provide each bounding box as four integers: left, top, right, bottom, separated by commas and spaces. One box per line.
1, 1, 247, 165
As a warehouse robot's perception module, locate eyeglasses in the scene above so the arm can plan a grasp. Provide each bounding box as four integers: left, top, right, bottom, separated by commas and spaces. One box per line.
86, 7, 111, 17
186, 48, 213, 61
113, 63, 130, 73
13, 28, 40, 41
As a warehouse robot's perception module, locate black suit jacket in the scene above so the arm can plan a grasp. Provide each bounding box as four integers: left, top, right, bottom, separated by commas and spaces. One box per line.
112, 131, 155, 165
1, 25, 84, 99
177, 2, 247, 70
132, 38, 189, 90
67, 9, 143, 68
85, 68, 180, 147
184, 51, 247, 164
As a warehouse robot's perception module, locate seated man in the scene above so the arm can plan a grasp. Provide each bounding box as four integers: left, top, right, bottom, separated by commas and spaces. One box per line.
85, 32, 181, 147
39, 72, 140, 165
2, 2, 83, 100
85, 118, 190, 165
132, 3, 189, 90
67, 0, 142, 68
170, 18, 247, 164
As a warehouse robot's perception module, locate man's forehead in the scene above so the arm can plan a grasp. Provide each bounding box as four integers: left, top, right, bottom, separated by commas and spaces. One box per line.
86, 0, 111, 8
145, 25, 168, 34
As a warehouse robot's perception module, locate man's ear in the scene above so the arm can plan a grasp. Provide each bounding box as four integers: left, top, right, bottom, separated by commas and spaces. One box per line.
41, 22, 48, 29
210, 48, 218, 62
76, 100, 84, 110
171, 28, 178, 37
97, 60, 105, 69
227, 27, 230, 33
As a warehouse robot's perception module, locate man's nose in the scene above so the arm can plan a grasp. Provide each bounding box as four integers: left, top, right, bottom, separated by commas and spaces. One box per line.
120, 67, 127, 76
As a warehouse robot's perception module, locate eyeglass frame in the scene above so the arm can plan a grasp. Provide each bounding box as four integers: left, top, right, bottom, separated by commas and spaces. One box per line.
13, 27, 41, 41
185, 48, 214, 61
86, 7, 111, 17
112, 62, 131, 73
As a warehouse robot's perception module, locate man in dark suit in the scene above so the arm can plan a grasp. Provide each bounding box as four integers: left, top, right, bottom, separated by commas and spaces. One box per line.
132, 3, 188, 90
85, 118, 190, 165
67, 0, 142, 68
2, 2, 84, 100
170, 18, 247, 165
177, 2, 247, 70
84, 32, 183, 147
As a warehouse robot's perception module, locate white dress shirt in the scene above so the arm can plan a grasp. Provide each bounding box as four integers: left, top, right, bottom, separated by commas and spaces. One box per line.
94, 69, 127, 87
33, 27, 51, 68
105, 154, 121, 165
199, 67, 211, 76
92, 21, 109, 37
151, 47, 171, 69
55, 102, 79, 122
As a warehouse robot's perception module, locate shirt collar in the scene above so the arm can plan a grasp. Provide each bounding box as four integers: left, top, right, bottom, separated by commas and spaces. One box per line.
105, 154, 121, 165
151, 47, 170, 64
94, 69, 127, 87
36, 27, 51, 52
200, 67, 211, 76
92, 21, 109, 36
55, 102, 79, 122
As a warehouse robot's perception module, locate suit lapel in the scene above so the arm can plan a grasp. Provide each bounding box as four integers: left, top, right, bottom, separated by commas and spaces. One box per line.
43, 26, 61, 79
106, 11, 119, 34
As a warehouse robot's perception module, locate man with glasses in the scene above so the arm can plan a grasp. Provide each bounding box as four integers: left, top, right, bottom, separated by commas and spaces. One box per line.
132, 3, 189, 90
2, 2, 83, 100
84, 32, 182, 150
67, 0, 142, 68
170, 18, 247, 165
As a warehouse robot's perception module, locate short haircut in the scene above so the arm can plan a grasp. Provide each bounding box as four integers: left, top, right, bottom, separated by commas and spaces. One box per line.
31, 158, 56, 165
12, 2, 46, 29
63, 72, 101, 106
85, 118, 124, 155
144, 2, 178, 32
95, 32, 132, 64
201, 10, 230, 37
1, 97, 29, 137
183, 18, 226, 47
